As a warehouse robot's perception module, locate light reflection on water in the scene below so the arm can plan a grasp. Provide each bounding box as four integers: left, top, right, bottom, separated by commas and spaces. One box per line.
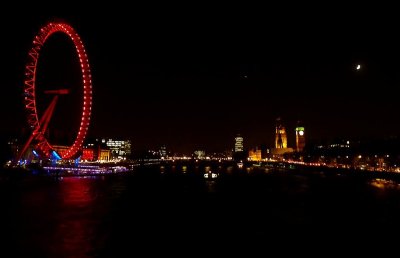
369, 178, 400, 190
54, 177, 95, 257
206, 180, 217, 193
2, 169, 400, 256
6, 176, 111, 258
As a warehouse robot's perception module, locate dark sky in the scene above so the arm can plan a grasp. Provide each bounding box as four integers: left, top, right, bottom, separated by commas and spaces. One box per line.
1, 4, 400, 153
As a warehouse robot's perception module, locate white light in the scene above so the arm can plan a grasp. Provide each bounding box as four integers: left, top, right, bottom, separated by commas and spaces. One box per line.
356, 64, 361, 70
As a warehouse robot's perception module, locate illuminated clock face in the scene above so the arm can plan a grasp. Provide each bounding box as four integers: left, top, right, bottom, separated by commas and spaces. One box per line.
299, 130, 304, 136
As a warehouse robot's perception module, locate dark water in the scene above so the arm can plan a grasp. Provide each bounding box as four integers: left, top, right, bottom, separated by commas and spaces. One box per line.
1, 168, 400, 257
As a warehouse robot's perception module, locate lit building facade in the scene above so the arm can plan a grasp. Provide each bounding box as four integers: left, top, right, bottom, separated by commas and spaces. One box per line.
295, 126, 305, 152
82, 148, 95, 161
194, 150, 206, 159
275, 118, 287, 149
104, 139, 132, 160
160, 145, 167, 158
235, 135, 244, 152
99, 149, 110, 161
248, 147, 262, 161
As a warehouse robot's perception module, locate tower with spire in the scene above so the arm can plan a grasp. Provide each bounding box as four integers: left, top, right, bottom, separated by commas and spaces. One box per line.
275, 117, 287, 149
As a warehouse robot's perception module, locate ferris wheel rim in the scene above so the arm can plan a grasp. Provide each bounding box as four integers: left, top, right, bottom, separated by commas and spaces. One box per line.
23, 22, 92, 159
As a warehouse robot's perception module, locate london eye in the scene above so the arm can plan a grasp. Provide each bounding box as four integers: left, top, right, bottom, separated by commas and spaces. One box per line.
18, 21, 93, 162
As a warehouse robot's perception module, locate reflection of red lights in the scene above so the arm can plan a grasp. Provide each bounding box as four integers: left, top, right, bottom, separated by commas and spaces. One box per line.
52, 177, 94, 256
61, 177, 92, 205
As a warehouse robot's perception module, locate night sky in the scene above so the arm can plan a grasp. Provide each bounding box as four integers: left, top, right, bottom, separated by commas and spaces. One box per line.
1, 4, 400, 153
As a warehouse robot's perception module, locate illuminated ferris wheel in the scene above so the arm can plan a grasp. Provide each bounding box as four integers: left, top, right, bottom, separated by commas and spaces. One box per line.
18, 21, 92, 162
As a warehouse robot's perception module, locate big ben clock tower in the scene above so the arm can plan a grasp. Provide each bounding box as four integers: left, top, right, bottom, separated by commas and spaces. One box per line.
295, 124, 305, 152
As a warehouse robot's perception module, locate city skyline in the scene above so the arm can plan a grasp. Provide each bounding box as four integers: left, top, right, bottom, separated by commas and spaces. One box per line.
3, 6, 400, 254
1, 7, 400, 153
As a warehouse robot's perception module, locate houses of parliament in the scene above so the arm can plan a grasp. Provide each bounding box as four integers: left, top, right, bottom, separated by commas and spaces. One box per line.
244, 118, 306, 161
272, 117, 305, 155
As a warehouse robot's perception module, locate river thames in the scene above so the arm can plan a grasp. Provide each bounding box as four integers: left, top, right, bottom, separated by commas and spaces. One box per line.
1, 165, 400, 257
